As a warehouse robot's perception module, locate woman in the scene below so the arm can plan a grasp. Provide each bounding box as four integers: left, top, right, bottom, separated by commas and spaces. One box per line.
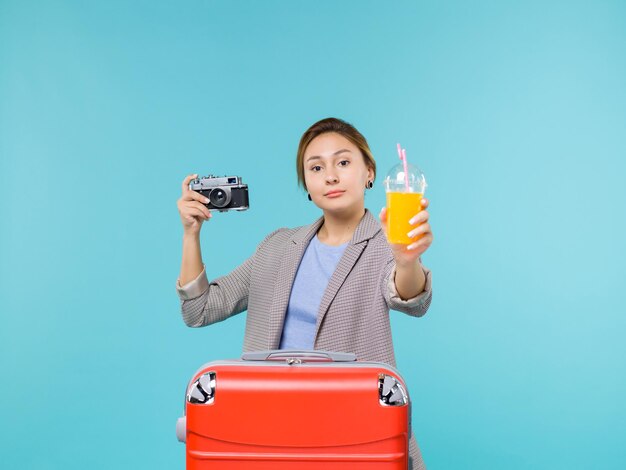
176, 117, 434, 469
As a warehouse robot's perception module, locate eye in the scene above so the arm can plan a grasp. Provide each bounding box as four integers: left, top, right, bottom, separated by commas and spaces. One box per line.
338, 160, 350, 167
311, 165, 322, 172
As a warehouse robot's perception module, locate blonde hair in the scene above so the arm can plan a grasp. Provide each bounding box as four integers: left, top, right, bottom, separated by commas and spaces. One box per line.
296, 117, 376, 192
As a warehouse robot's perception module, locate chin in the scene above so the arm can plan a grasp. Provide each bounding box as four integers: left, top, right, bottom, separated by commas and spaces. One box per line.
320, 200, 363, 215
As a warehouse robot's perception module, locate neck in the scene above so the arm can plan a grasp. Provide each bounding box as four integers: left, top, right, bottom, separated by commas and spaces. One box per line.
317, 207, 366, 246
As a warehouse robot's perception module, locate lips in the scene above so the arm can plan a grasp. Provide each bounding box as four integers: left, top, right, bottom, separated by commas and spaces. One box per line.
325, 190, 345, 197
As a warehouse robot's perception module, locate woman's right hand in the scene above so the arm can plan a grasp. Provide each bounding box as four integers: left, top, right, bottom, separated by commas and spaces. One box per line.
177, 174, 212, 236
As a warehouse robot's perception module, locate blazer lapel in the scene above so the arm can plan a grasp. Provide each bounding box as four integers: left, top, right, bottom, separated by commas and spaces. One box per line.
267, 215, 325, 349
314, 209, 382, 340
314, 243, 366, 339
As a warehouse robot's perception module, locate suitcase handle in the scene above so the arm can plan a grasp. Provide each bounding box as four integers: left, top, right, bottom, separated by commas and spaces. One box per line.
241, 349, 357, 363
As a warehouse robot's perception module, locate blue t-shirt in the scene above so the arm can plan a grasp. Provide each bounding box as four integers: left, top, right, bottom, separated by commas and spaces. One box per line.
279, 234, 349, 350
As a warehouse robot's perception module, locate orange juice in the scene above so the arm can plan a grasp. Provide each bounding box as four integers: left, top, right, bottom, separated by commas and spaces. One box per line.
386, 192, 423, 245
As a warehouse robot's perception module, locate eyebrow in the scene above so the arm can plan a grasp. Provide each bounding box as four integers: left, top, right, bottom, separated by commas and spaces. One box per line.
306, 149, 352, 163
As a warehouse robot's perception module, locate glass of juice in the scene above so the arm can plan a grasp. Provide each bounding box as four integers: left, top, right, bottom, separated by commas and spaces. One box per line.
383, 162, 427, 245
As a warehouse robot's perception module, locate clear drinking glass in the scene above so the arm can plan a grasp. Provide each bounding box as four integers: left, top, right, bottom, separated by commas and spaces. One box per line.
383, 163, 427, 245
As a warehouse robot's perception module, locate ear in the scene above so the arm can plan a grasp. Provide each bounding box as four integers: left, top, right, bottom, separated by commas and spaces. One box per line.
368, 167, 375, 181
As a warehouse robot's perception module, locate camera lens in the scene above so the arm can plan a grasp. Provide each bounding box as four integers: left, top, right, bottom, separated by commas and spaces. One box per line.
209, 188, 228, 208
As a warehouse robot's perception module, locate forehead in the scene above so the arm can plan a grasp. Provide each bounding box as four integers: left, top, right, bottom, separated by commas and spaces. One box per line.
304, 132, 358, 158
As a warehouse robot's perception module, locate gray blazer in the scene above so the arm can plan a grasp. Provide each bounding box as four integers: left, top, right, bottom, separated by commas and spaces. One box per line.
176, 208, 432, 469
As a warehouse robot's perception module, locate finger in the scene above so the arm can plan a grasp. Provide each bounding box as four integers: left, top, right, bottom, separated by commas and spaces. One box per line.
408, 223, 431, 239
181, 207, 203, 219
187, 201, 212, 219
409, 210, 429, 226
184, 207, 210, 220
407, 234, 433, 251
182, 174, 199, 193
406, 241, 423, 251
379, 206, 388, 223
421, 198, 429, 209
183, 189, 210, 204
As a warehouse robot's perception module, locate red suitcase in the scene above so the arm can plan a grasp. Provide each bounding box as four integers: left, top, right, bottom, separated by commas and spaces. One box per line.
176, 350, 412, 469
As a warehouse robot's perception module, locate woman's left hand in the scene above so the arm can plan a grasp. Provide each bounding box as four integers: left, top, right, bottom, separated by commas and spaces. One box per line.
379, 198, 433, 266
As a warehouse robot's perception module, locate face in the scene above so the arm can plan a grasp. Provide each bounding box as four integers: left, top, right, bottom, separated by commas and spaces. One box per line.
303, 132, 374, 214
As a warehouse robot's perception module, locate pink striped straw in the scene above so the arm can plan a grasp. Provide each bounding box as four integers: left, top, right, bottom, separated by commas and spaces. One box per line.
400, 146, 410, 191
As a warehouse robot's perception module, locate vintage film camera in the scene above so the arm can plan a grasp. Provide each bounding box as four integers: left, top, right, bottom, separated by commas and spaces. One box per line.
189, 175, 249, 212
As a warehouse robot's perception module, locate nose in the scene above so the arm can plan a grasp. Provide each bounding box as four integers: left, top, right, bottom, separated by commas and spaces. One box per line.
326, 173, 339, 184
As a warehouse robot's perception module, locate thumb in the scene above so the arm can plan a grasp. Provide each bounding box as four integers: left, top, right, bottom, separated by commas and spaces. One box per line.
379, 207, 388, 237
379, 206, 388, 224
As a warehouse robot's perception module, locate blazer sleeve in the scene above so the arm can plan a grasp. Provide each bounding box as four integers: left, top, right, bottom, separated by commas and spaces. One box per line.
175, 229, 282, 327
381, 258, 432, 317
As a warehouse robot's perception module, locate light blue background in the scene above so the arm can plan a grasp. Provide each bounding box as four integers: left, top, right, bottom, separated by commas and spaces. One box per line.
1, 1, 625, 468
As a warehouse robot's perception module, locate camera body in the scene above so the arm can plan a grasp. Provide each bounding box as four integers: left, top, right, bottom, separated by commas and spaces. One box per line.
189, 175, 249, 212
